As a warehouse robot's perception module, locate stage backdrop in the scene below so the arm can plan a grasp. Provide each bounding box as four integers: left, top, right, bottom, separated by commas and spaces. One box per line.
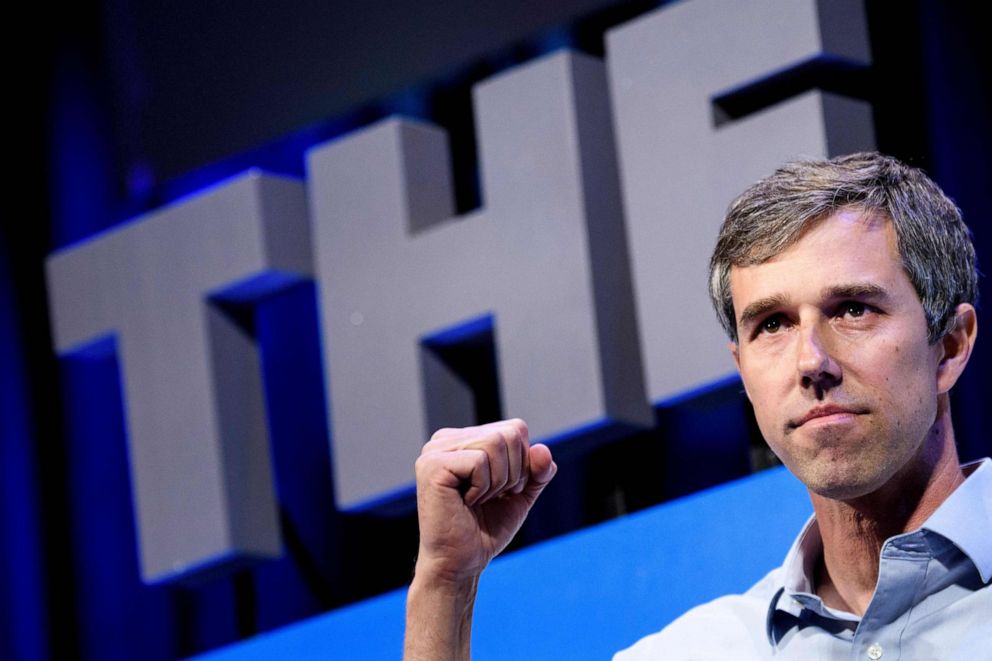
2, 0, 989, 659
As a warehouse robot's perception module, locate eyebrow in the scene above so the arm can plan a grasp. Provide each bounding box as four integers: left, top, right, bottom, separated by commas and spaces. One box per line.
737, 294, 789, 330
822, 282, 889, 302
736, 282, 891, 330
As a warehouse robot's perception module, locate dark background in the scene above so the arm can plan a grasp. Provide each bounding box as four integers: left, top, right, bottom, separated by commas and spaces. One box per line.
3, 1, 990, 659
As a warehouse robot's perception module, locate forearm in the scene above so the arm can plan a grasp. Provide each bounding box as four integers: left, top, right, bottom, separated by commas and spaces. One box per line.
404, 564, 480, 661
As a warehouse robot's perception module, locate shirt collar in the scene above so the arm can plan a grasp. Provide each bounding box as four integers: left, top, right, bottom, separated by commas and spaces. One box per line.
779, 514, 819, 597
922, 457, 992, 583
765, 457, 992, 645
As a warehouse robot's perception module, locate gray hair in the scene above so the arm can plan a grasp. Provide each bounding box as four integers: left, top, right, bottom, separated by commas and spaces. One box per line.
708, 152, 978, 343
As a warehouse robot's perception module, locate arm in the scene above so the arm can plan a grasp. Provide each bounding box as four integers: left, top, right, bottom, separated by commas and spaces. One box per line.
404, 419, 557, 660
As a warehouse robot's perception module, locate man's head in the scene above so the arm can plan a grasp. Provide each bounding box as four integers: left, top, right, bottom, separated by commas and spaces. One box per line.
709, 152, 978, 344
710, 153, 979, 500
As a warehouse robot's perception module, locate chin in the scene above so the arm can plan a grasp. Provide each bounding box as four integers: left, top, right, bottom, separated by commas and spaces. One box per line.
792, 461, 888, 501
805, 478, 878, 501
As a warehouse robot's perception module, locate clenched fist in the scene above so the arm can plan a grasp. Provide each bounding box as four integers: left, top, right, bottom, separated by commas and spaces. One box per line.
414, 418, 557, 582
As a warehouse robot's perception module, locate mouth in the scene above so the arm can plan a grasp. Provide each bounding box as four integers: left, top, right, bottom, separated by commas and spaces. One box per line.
789, 405, 866, 429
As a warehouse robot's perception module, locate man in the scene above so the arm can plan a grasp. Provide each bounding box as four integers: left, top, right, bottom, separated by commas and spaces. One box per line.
404, 153, 990, 659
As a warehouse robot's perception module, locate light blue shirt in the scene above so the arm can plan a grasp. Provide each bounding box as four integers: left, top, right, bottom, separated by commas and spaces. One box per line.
615, 459, 992, 660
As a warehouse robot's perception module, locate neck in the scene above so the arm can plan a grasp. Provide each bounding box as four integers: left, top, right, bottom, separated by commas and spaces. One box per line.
808, 397, 965, 616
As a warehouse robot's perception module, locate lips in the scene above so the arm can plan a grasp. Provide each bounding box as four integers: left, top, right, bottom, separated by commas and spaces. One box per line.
790, 405, 866, 428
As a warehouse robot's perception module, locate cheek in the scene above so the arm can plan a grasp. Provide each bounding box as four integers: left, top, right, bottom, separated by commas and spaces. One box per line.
886, 340, 938, 386
745, 387, 784, 444
738, 360, 790, 424
863, 341, 940, 422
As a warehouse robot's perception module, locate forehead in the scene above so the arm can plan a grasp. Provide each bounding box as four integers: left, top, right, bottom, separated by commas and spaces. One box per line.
728, 209, 911, 310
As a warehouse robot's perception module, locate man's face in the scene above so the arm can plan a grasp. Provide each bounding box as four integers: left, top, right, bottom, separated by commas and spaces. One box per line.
729, 209, 945, 500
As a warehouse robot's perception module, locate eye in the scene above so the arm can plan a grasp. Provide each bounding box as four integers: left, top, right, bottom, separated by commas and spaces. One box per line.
760, 315, 783, 334
840, 301, 867, 318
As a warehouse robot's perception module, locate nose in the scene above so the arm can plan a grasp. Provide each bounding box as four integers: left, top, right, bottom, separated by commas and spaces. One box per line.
796, 322, 841, 393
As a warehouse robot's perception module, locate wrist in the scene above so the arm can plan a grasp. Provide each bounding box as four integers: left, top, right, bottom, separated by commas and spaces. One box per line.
411, 554, 483, 597
405, 562, 479, 661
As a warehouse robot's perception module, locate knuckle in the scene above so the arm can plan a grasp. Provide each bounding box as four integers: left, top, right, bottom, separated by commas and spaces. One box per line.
429, 427, 456, 442
474, 430, 499, 453
414, 453, 435, 474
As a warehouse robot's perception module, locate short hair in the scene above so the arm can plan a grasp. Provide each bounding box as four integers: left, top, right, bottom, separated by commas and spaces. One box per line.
708, 152, 979, 343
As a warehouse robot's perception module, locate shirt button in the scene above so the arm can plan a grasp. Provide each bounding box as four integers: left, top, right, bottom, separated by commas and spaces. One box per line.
867, 643, 883, 660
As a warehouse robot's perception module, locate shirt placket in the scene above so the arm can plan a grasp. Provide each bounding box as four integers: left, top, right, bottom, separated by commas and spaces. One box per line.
851, 532, 932, 661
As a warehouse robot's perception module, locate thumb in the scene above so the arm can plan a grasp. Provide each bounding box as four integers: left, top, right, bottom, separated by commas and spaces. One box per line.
521, 443, 556, 506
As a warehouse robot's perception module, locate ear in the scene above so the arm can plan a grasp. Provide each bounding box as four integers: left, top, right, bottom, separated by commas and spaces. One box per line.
936, 303, 978, 394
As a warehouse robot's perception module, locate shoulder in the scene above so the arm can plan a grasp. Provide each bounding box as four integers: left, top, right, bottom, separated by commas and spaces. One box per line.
613, 568, 783, 661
